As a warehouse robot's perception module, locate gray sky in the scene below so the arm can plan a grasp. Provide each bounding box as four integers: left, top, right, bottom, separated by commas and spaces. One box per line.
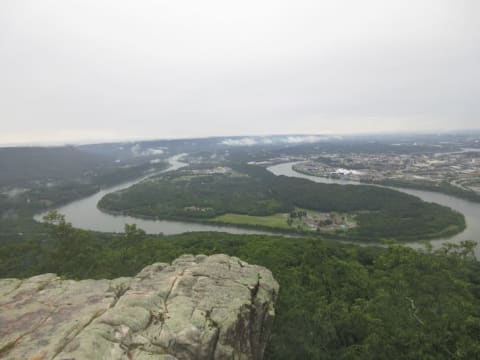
1, 0, 479, 145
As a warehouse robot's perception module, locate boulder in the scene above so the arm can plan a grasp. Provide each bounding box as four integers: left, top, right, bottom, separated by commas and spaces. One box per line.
0, 254, 278, 360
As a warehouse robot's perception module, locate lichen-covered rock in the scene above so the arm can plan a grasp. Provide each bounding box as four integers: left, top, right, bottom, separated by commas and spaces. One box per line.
0, 254, 278, 360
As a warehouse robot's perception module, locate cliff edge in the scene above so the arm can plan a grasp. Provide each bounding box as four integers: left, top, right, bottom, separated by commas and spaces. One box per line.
0, 254, 279, 360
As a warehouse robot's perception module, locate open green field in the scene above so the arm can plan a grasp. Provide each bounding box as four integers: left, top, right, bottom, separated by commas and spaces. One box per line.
211, 212, 311, 230
210, 208, 356, 233
212, 212, 288, 228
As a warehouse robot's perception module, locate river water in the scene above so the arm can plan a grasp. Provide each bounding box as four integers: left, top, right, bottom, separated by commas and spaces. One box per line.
35, 154, 270, 236
35, 156, 480, 256
268, 162, 480, 257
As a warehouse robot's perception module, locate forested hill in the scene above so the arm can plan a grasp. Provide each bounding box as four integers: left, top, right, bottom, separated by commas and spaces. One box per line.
0, 145, 169, 246
0, 146, 110, 186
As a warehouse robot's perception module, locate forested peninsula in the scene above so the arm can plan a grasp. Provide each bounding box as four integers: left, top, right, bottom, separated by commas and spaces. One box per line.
99, 164, 465, 242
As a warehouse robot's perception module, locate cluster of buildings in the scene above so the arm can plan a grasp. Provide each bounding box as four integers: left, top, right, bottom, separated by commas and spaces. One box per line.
189, 166, 232, 175
295, 150, 480, 194
298, 212, 356, 232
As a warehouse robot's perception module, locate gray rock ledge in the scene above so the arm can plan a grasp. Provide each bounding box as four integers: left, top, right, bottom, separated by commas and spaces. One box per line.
0, 254, 279, 360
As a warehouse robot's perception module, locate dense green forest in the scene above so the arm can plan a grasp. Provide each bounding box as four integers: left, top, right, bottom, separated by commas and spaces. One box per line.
0, 149, 168, 245
99, 165, 465, 241
0, 145, 168, 188
1, 214, 479, 360
99, 171, 288, 218
0, 146, 110, 186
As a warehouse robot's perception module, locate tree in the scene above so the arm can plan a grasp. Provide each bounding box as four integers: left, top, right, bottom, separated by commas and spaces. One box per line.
124, 223, 146, 241
42, 210, 74, 242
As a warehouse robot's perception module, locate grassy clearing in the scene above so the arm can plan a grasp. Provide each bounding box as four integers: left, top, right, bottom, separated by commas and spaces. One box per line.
211, 213, 292, 229
210, 209, 344, 232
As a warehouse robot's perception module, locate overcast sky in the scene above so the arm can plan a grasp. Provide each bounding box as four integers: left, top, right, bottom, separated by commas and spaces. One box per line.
0, 1, 479, 145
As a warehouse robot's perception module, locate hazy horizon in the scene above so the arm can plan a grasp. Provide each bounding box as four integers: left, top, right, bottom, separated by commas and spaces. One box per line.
1, 1, 479, 145
2, 128, 480, 148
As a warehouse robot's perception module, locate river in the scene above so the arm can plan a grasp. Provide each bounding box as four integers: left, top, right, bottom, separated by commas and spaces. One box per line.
35, 154, 270, 236
35, 156, 480, 256
268, 161, 480, 257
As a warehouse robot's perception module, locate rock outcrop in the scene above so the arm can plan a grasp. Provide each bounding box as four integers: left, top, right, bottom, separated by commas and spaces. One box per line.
0, 254, 278, 360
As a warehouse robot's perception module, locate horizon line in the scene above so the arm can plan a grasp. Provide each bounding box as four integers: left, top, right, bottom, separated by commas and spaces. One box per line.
1, 128, 480, 148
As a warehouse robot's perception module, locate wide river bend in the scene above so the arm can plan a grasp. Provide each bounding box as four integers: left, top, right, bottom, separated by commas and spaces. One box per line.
35, 156, 480, 257
268, 161, 480, 257
35, 155, 270, 236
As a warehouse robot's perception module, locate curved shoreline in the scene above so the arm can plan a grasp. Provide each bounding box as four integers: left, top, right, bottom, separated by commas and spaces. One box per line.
268, 161, 480, 257
35, 156, 479, 256
292, 163, 480, 203
35, 154, 272, 236
95, 205, 281, 236
96, 157, 465, 242
96, 204, 465, 243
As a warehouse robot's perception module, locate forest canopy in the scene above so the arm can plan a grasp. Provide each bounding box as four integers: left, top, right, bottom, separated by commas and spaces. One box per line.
1, 215, 479, 360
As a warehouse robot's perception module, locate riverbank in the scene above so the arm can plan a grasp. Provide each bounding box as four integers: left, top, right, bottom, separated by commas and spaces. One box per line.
365, 179, 480, 203
97, 202, 464, 243
292, 163, 480, 203
95, 159, 466, 243
269, 161, 480, 257
32, 156, 477, 254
